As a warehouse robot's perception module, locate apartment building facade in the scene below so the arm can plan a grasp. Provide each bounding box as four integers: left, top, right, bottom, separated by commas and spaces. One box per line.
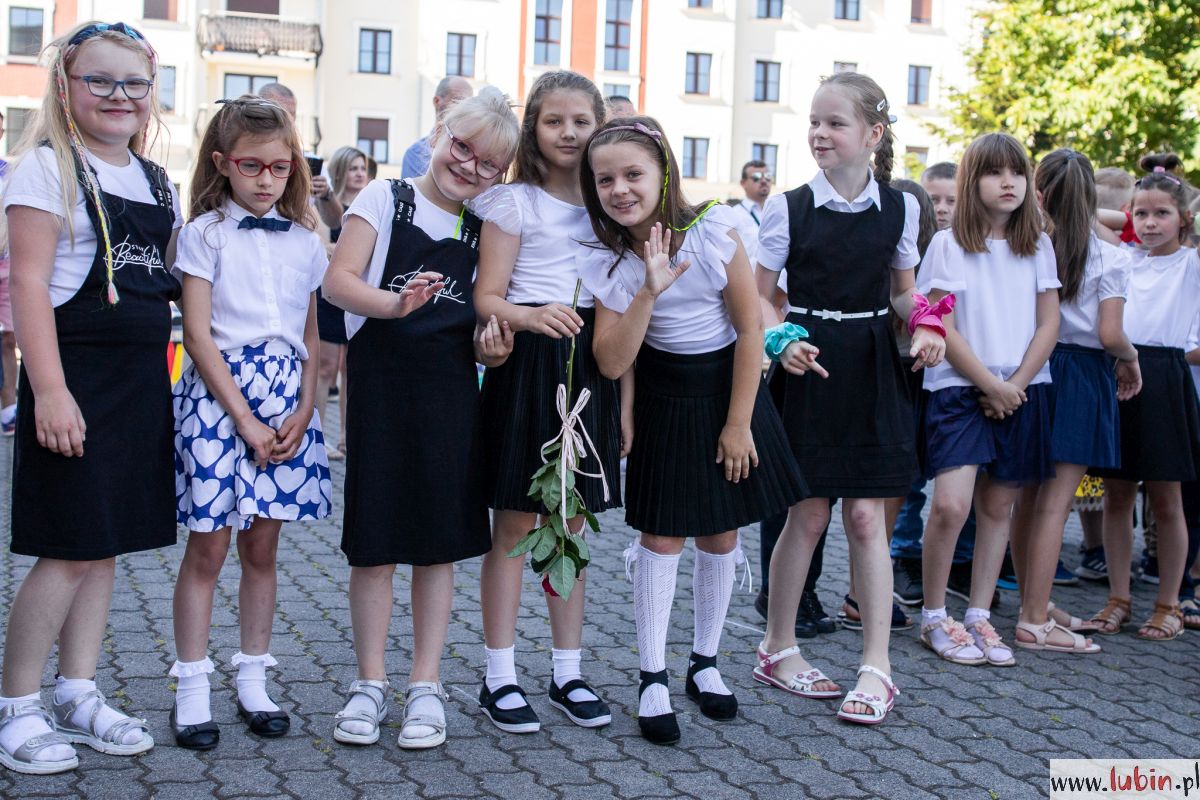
0, 0, 979, 200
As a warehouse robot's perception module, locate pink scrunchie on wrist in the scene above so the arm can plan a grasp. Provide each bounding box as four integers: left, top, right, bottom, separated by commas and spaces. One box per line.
908, 292, 955, 337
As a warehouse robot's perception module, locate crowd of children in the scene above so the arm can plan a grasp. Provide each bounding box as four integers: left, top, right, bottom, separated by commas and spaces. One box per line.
0, 18, 1197, 774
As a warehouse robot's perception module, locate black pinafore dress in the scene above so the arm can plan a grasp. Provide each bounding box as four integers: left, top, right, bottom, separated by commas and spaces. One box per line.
340, 180, 491, 567
11, 152, 180, 559
780, 183, 915, 498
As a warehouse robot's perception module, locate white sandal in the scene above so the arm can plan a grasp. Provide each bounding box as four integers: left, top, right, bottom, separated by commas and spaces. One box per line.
333, 679, 389, 745
398, 682, 448, 750
0, 700, 79, 775
752, 645, 842, 699
836, 665, 898, 725
50, 689, 153, 756
920, 616, 987, 665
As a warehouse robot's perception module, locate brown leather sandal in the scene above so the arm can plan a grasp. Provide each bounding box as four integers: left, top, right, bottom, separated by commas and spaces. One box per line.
1137, 602, 1183, 641
1086, 596, 1131, 636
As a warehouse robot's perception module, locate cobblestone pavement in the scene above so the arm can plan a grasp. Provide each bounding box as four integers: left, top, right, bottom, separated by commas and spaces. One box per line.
1, 402, 1197, 800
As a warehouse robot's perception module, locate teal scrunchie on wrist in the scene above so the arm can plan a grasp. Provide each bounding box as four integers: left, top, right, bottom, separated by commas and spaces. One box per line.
764, 322, 810, 362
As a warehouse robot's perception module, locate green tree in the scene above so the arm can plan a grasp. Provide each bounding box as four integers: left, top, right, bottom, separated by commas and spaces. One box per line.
938, 0, 1200, 178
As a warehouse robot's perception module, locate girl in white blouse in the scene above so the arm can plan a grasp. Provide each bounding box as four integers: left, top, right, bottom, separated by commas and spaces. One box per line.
580, 116, 805, 745
168, 97, 332, 750
918, 133, 1061, 668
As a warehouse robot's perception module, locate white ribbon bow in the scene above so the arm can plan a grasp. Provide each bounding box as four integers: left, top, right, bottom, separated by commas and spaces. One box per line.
540, 383, 611, 523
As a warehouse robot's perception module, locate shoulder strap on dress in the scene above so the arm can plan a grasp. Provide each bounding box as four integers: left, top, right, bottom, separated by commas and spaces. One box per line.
131, 153, 175, 222
388, 178, 417, 226
459, 207, 482, 250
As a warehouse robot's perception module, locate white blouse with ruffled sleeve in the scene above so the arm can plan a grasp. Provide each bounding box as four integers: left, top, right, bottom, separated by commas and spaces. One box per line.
576, 203, 742, 355
473, 183, 596, 308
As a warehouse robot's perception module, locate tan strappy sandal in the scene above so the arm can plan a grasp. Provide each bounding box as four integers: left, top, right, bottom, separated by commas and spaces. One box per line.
1137, 602, 1184, 642
1086, 596, 1131, 636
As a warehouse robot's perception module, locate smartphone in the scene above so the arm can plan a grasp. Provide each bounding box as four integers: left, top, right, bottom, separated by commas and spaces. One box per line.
305, 155, 323, 177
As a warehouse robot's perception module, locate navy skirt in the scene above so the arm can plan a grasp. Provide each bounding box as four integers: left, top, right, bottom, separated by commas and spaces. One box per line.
626, 344, 807, 537
1092, 345, 1200, 482
1047, 343, 1120, 469
925, 382, 1054, 485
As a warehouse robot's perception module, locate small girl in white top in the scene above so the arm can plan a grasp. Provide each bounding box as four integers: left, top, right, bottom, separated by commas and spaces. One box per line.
472, 71, 626, 734
1009, 149, 1140, 654
918, 132, 1061, 668
1087, 155, 1200, 642
581, 116, 806, 745
168, 97, 332, 750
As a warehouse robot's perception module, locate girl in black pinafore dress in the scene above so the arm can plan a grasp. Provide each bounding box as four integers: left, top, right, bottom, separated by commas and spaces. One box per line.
0, 22, 172, 774
322, 89, 519, 751
750, 73, 946, 726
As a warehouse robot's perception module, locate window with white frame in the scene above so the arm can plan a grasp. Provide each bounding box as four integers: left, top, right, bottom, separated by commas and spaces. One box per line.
359, 29, 392, 74
446, 33, 476, 78
357, 117, 389, 164
685, 53, 711, 95
605, 0, 632, 72
682, 137, 708, 179
754, 61, 780, 102
8, 7, 43, 56
752, 143, 778, 178
535, 0, 562, 65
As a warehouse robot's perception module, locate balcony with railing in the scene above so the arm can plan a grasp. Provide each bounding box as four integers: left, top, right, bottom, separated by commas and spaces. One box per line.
197, 12, 323, 61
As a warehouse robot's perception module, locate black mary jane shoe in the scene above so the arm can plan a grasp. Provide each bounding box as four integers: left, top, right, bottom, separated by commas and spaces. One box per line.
235, 699, 290, 738
548, 678, 612, 728
170, 704, 219, 751
478, 683, 541, 734
637, 670, 680, 746
684, 653, 738, 721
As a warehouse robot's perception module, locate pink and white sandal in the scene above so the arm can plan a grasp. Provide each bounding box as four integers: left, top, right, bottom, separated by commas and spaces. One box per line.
752, 645, 841, 699
964, 618, 1016, 667
836, 665, 898, 725
920, 616, 987, 665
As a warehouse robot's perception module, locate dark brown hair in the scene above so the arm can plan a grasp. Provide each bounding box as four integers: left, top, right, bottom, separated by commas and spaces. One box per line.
580, 116, 712, 262
818, 72, 895, 184
512, 70, 605, 186
189, 96, 314, 228
1035, 149, 1095, 302
953, 133, 1040, 257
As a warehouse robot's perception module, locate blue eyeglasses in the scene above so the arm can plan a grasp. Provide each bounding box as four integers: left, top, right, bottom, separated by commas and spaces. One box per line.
69, 22, 146, 48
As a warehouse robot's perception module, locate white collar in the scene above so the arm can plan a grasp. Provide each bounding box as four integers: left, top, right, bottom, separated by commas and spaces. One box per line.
740, 198, 764, 214
809, 169, 881, 210
226, 199, 286, 224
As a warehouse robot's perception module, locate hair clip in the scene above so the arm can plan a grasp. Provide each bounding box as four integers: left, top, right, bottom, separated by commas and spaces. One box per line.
1151, 165, 1182, 186
887, 114, 898, 124
876, 99, 890, 113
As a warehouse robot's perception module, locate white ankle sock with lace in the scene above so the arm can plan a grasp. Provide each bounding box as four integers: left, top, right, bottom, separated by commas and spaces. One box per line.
170, 658, 214, 726
964, 607, 989, 627
484, 646, 527, 711
921, 606, 948, 628
633, 545, 680, 718
338, 679, 388, 737
232, 653, 280, 713
691, 548, 734, 696
0, 692, 74, 761
402, 681, 444, 740
552, 649, 597, 703
55, 677, 142, 745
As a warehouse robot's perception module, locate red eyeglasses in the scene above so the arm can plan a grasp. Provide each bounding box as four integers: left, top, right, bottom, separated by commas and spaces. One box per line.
224, 156, 296, 179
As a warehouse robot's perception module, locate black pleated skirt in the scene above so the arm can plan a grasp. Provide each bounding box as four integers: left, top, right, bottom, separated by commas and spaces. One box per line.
625, 344, 807, 537
480, 306, 622, 514
780, 314, 915, 497
1091, 345, 1200, 482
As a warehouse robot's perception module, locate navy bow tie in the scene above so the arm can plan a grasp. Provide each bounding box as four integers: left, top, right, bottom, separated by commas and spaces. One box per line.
238, 216, 292, 232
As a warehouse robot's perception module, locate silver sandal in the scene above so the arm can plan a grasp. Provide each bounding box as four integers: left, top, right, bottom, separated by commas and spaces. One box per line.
398, 682, 447, 750
333, 679, 389, 745
0, 699, 79, 775
51, 689, 152, 756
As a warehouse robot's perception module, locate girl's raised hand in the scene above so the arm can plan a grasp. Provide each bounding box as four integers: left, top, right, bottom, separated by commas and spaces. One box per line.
392, 271, 445, 318
642, 223, 690, 297
35, 386, 86, 457
271, 408, 312, 463
1115, 357, 1142, 401
780, 341, 829, 378
716, 424, 759, 483
528, 303, 584, 339
909, 326, 946, 370
476, 315, 514, 360
237, 415, 278, 469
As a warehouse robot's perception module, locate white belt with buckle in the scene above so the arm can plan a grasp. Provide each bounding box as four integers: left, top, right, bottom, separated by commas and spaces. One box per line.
789, 306, 889, 322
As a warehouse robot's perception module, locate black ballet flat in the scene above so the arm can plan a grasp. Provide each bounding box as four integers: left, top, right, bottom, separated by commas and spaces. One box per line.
548, 678, 612, 728
169, 703, 219, 751
685, 653, 738, 721
235, 699, 290, 738
478, 683, 541, 734
637, 670, 680, 746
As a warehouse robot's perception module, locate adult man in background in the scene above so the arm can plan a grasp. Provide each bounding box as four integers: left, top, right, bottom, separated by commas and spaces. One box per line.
401, 77, 474, 179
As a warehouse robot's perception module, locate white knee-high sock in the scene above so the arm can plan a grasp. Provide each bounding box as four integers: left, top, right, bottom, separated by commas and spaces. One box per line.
692, 547, 735, 696
633, 545, 680, 718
